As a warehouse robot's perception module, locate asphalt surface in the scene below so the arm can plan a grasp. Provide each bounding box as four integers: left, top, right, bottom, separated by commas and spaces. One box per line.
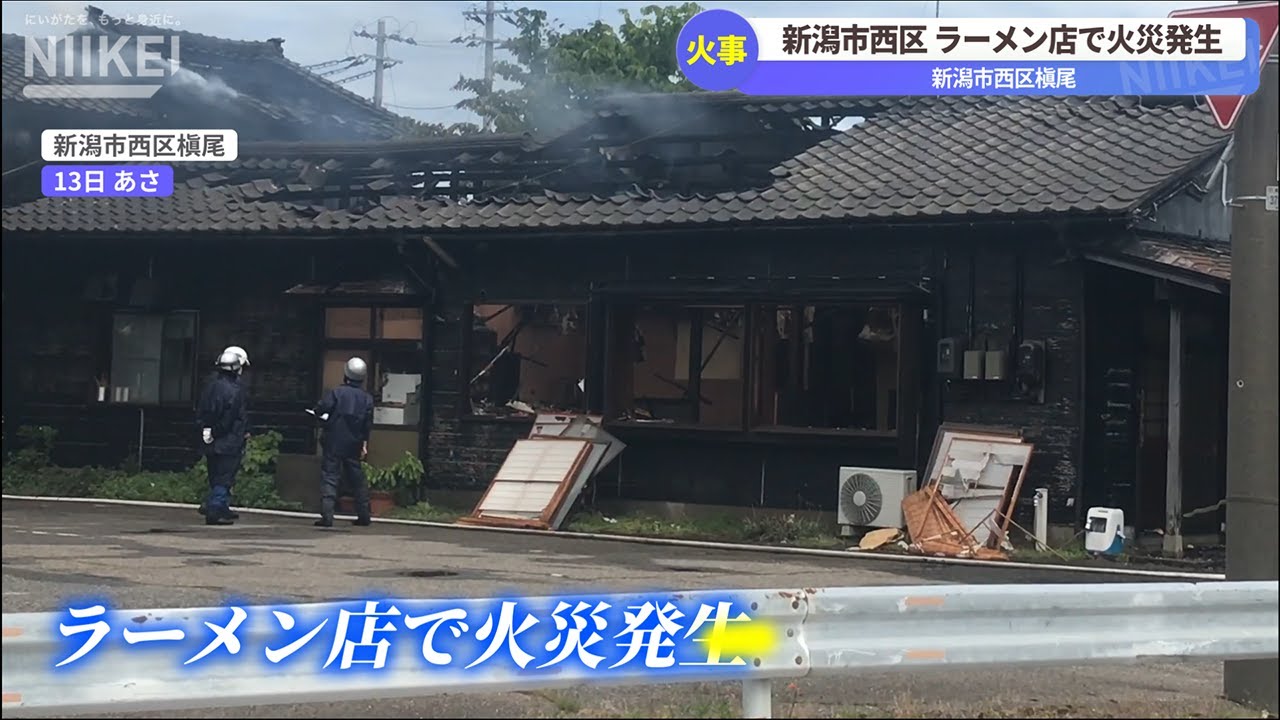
1, 499, 1256, 719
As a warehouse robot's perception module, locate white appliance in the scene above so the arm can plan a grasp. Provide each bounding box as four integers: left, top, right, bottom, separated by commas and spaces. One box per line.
1084, 507, 1126, 555
836, 467, 916, 536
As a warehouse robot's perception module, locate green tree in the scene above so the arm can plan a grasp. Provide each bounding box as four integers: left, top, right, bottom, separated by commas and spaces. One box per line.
452, 3, 702, 134
392, 116, 480, 139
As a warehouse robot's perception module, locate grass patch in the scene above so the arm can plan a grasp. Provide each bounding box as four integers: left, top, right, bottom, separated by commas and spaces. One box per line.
527, 689, 583, 715
683, 694, 737, 718
385, 501, 465, 524
1011, 537, 1091, 563
563, 508, 844, 550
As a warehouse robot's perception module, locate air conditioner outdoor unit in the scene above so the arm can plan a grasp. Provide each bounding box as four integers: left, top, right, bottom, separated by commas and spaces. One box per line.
836, 467, 917, 536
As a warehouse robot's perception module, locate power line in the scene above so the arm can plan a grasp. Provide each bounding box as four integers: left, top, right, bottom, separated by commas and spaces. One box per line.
459, 1, 513, 132
352, 17, 422, 108
315, 55, 373, 78
333, 60, 402, 86
303, 56, 361, 71
385, 101, 460, 111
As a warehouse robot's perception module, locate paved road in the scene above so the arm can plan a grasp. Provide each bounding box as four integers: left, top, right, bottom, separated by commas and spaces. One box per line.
2, 499, 1182, 613
1, 500, 1253, 719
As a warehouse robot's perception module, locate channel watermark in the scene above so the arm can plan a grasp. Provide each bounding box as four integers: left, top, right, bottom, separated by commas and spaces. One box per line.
1116, 57, 1255, 96
22, 34, 181, 100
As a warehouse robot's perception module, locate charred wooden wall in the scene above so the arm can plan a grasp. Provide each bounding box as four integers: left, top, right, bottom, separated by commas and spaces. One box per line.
1, 237, 395, 471
4, 224, 1098, 525
424, 226, 1089, 521
938, 238, 1084, 525
1082, 263, 1228, 536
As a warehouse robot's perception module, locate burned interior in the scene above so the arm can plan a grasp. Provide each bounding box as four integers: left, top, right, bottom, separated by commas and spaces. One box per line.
467, 303, 587, 417
598, 302, 901, 432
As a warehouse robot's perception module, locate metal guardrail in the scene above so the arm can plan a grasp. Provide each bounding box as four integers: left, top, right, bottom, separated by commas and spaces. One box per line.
3, 581, 1277, 718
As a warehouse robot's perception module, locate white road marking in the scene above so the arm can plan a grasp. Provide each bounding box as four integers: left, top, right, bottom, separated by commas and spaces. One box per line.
55, 532, 80, 537
30, 530, 50, 536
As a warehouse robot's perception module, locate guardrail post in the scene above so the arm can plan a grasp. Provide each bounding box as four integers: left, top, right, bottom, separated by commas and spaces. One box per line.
741, 678, 772, 718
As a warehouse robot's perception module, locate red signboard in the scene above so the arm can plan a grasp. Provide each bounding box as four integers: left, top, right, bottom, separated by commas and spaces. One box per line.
1169, 1, 1280, 130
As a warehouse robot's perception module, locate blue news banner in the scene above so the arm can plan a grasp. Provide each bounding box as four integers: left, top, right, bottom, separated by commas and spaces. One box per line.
675, 10, 1265, 96
41, 165, 174, 198
48, 594, 779, 677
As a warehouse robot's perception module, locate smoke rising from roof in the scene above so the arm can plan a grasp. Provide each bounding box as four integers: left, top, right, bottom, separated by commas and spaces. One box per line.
27, 27, 241, 106
163, 59, 241, 103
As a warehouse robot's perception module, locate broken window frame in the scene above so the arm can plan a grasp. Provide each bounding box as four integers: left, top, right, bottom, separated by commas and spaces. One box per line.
748, 302, 904, 438
320, 304, 426, 429
106, 309, 199, 407
459, 300, 591, 421
602, 302, 750, 430
602, 298, 910, 438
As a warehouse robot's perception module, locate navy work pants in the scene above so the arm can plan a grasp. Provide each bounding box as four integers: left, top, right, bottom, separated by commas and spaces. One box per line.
320, 454, 369, 522
205, 453, 241, 518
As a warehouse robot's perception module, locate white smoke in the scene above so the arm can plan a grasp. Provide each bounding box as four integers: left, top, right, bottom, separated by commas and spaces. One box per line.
163, 58, 242, 103
24, 17, 241, 105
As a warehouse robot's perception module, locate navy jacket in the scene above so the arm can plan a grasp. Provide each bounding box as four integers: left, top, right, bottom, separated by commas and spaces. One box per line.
314, 379, 374, 458
197, 371, 249, 456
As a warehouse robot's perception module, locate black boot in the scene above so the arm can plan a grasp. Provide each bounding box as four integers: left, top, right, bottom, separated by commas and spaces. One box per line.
227, 509, 241, 520
352, 517, 372, 526
314, 518, 333, 528
206, 513, 235, 526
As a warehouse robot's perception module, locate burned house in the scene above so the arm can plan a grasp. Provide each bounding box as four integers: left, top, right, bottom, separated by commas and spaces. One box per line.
3, 5, 407, 202
1, 91, 1236, 550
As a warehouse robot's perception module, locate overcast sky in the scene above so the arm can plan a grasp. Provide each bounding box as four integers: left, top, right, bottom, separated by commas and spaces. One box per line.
4, 0, 1213, 126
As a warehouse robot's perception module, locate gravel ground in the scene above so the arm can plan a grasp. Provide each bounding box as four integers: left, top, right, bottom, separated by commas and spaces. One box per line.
2, 499, 1265, 719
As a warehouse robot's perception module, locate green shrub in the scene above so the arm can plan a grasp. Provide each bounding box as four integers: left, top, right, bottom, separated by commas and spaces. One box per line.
8, 425, 58, 470
741, 513, 832, 546
226, 474, 303, 511
94, 471, 205, 503
1, 428, 301, 511
2, 465, 119, 497
364, 451, 424, 506
187, 430, 284, 482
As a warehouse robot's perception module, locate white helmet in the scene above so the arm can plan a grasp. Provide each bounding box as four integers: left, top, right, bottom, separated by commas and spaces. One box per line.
223, 345, 250, 367
215, 351, 242, 373
344, 356, 368, 383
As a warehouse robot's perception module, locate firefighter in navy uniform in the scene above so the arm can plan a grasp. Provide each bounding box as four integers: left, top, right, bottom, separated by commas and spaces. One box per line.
198, 351, 249, 526
198, 345, 251, 520
312, 356, 375, 528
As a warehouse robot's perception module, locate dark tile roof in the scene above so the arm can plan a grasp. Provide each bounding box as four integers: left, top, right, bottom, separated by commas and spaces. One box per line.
2, 33, 150, 118
3, 7, 410, 142
1, 179, 329, 234
1105, 235, 1231, 283
168, 133, 550, 187
3, 94, 1233, 236
412, 95, 1231, 231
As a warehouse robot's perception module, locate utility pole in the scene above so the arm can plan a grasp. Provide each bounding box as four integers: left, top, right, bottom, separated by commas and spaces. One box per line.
1223, 18, 1279, 717
483, 0, 496, 92
373, 19, 387, 109
462, 1, 507, 131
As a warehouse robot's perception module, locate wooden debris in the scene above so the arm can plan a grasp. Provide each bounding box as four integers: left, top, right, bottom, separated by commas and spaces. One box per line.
902, 482, 1009, 561
858, 527, 902, 550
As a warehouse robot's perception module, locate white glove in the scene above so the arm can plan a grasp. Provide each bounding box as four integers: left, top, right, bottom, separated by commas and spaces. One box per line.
202, 428, 213, 445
